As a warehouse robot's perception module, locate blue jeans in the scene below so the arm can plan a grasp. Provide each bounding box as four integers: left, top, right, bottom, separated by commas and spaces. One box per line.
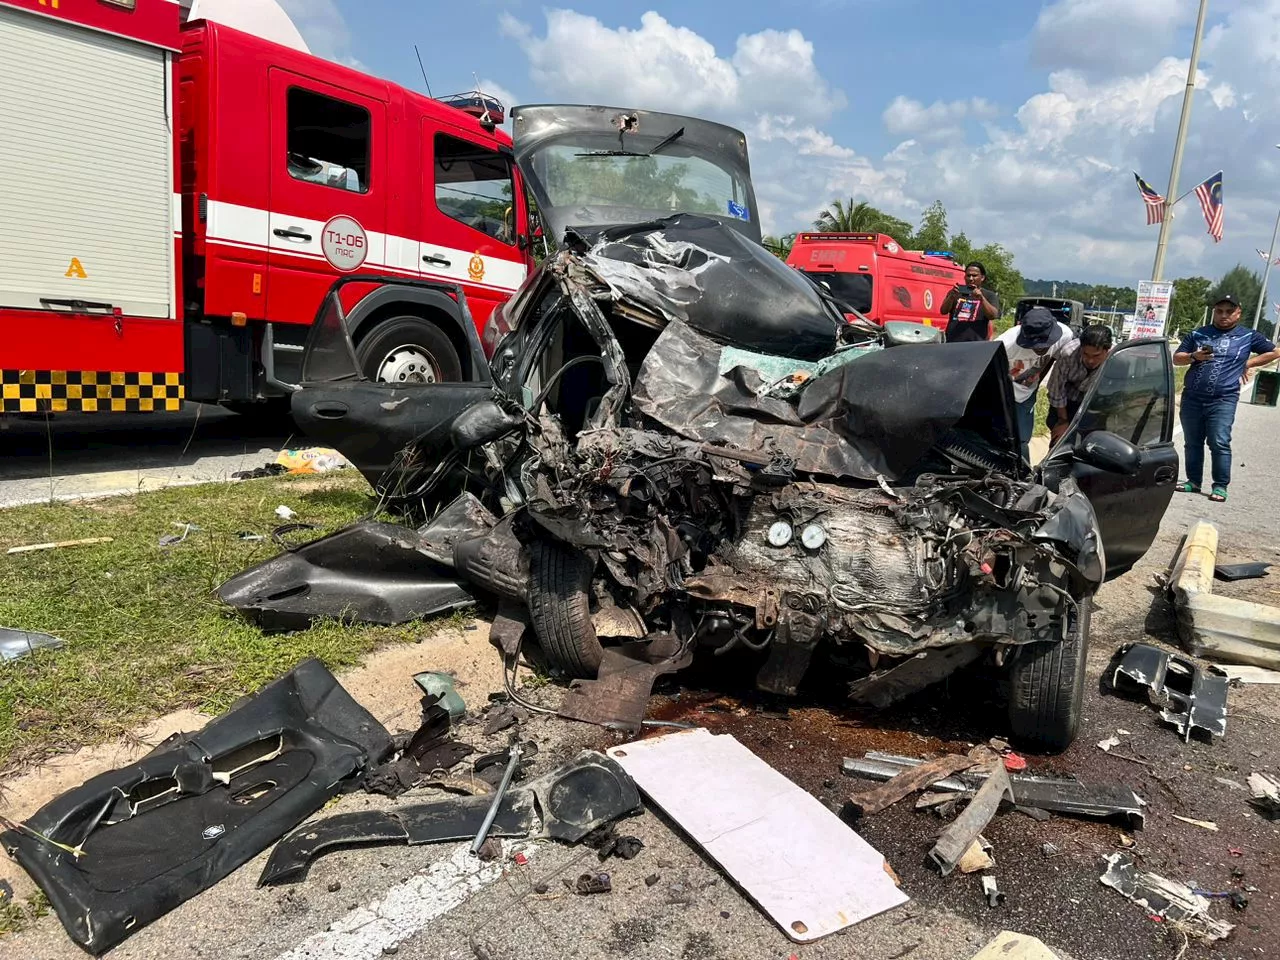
1180, 392, 1237, 488
1016, 394, 1037, 460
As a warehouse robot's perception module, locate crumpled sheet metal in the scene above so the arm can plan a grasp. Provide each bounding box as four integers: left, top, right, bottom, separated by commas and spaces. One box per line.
2, 660, 391, 954
1112, 643, 1228, 741
928, 758, 1013, 875
842, 752, 1146, 828
0, 626, 64, 661
217, 519, 474, 631
1100, 852, 1234, 941
632, 320, 1020, 482
559, 637, 694, 732
259, 750, 641, 885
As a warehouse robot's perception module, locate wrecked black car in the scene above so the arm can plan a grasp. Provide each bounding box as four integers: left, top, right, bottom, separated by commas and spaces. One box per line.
259, 106, 1178, 751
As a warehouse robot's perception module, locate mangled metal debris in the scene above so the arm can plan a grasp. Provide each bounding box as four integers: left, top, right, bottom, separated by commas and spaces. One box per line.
1214, 562, 1270, 582
843, 752, 1146, 827
2, 660, 391, 954
929, 757, 1013, 876
1111, 643, 1228, 741
1099, 852, 1234, 941
608, 729, 907, 942
260, 751, 641, 885
847, 754, 978, 816
981, 875, 1005, 908
0, 626, 64, 662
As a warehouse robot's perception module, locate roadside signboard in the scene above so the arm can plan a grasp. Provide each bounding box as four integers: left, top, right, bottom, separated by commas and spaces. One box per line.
1133, 281, 1173, 338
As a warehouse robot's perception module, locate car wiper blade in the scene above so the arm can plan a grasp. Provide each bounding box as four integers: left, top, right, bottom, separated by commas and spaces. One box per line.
645, 127, 685, 156
574, 150, 650, 158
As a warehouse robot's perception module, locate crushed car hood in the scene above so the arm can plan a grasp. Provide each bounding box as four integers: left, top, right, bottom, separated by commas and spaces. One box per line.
512, 104, 760, 245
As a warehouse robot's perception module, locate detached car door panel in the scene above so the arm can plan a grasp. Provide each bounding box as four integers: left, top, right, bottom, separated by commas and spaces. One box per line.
1042, 338, 1177, 578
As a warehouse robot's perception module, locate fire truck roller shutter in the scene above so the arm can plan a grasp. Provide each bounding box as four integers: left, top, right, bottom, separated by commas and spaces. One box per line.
0, 4, 174, 318
346, 286, 488, 385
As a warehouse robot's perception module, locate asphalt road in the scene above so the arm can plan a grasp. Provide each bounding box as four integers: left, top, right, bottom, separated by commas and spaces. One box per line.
0, 404, 294, 507
0, 402, 1277, 960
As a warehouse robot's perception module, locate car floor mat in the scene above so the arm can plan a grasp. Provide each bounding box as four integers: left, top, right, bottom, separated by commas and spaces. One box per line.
216, 519, 475, 631
1, 659, 390, 954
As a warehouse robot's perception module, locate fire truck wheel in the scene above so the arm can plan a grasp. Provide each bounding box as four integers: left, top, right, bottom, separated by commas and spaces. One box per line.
356, 316, 463, 384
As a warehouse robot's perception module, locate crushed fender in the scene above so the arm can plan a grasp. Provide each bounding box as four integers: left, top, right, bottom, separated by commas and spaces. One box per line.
1110, 643, 1228, 741
1, 660, 391, 954
1099, 852, 1234, 941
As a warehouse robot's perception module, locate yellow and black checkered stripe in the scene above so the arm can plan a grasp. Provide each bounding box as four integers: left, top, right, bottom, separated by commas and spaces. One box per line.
1, 370, 184, 413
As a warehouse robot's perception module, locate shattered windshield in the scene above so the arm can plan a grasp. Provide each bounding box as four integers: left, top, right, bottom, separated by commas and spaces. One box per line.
538, 144, 751, 222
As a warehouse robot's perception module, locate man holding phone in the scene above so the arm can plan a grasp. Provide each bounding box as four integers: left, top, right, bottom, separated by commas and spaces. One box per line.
939, 261, 1000, 342
1174, 293, 1280, 501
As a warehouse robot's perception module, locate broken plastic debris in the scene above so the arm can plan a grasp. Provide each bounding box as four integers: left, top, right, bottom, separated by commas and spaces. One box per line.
1097, 736, 1121, 752
929, 758, 1012, 876
1172, 815, 1219, 831
969, 931, 1057, 959
981, 876, 1005, 908
274, 505, 297, 520
1247, 772, 1280, 819
413, 672, 467, 722
1214, 562, 1270, 582
1111, 643, 1228, 742
158, 522, 202, 547
0, 627, 65, 662
1099, 852, 1234, 941
573, 872, 612, 895
275, 447, 349, 474
1002, 752, 1027, 773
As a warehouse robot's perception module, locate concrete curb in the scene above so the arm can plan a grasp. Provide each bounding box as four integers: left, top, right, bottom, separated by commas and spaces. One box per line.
1170, 520, 1280, 670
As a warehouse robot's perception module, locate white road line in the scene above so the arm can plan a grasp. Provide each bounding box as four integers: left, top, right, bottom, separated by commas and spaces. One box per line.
272, 842, 534, 960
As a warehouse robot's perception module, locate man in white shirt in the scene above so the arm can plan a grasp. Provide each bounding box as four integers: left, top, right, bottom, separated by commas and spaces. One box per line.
996, 306, 1076, 459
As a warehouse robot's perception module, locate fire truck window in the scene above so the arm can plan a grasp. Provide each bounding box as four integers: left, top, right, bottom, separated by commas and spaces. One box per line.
286, 88, 370, 194
434, 134, 516, 246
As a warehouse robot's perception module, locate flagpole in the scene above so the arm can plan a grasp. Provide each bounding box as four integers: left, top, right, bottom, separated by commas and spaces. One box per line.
1152, 0, 1210, 281
1252, 206, 1280, 330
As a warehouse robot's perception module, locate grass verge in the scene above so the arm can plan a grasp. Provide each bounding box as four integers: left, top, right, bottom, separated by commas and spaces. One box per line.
0, 472, 448, 772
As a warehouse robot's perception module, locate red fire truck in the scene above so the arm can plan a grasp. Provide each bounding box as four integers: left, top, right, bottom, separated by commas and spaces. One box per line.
785, 232, 965, 331
0, 0, 535, 415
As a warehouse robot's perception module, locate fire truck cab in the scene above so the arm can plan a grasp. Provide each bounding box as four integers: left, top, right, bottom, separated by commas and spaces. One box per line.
785, 232, 965, 332
0, 0, 533, 414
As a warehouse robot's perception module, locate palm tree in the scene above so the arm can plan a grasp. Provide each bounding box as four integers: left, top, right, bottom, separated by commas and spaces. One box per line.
813, 198, 911, 243
761, 233, 796, 259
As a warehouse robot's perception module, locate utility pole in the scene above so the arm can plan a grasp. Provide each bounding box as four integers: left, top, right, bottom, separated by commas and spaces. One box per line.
1152, 0, 1210, 281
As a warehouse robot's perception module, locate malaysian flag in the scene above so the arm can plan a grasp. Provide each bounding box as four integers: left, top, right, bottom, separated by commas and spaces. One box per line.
1134, 172, 1165, 224
1195, 171, 1224, 242
1256, 248, 1280, 265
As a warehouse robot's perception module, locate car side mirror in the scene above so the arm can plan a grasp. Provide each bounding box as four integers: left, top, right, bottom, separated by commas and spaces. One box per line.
1073, 430, 1141, 474
449, 400, 523, 450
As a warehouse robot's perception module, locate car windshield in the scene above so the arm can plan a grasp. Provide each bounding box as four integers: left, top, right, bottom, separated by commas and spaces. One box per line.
797, 269, 873, 315
537, 143, 750, 221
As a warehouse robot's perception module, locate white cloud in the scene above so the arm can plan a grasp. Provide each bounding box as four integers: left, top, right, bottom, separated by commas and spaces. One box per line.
277, 0, 362, 68
1031, 0, 1196, 76
500, 9, 844, 124
882, 96, 998, 141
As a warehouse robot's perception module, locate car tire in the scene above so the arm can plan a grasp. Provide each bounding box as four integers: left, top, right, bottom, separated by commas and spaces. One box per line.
355, 316, 463, 384
528, 540, 603, 679
1006, 598, 1091, 753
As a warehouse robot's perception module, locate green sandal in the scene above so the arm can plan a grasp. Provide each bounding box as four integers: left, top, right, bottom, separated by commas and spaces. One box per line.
1177, 481, 1201, 494
1209, 486, 1228, 502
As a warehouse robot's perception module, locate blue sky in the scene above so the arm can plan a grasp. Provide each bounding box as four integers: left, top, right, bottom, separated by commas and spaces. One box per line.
273, 1, 1280, 287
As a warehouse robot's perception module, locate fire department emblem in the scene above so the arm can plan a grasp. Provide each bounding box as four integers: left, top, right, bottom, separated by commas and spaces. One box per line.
924, 288, 934, 310
468, 254, 485, 282
321, 216, 367, 272
885, 240, 900, 253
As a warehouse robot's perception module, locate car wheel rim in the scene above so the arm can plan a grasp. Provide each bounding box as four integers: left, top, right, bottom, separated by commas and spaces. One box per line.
375, 345, 439, 384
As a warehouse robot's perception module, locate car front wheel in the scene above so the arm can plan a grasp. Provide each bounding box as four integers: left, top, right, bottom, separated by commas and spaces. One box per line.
1006, 599, 1091, 753
527, 541, 603, 679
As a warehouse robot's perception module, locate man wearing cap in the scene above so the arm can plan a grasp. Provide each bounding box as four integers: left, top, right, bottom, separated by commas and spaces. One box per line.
996, 306, 1076, 459
1173, 294, 1280, 502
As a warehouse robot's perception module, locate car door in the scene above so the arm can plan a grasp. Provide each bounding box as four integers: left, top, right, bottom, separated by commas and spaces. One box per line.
1039, 338, 1178, 579
289, 280, 492, 487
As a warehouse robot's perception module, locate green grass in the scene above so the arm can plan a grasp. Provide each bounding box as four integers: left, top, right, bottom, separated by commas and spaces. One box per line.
0, 473, 447, 771
0, 891, 48, 935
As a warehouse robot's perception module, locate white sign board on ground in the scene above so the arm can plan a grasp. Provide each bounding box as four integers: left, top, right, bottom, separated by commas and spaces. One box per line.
607, 728, 908, 942
1134, 280, 1173, 339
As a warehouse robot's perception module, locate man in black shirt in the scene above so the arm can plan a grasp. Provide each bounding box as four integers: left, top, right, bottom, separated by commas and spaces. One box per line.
939, 261, 1001, 342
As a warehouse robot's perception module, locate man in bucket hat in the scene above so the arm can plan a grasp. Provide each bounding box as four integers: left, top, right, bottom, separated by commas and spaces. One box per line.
1173, 293, 1280, 502
996, 306, 1076, 460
